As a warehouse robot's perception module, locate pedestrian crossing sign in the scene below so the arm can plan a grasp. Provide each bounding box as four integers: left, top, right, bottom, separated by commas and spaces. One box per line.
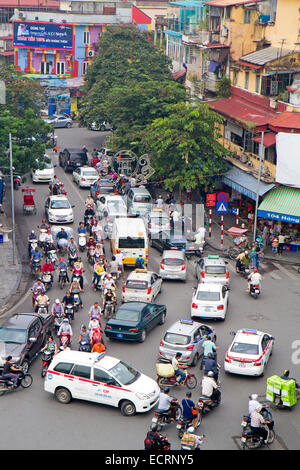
216, 201, 228, 213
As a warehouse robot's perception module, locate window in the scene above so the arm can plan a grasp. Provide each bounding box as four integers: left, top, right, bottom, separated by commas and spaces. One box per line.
56, 62, 65, 75
244, 9, 251, 24
245, 71, 249, 90
82, 61, 90, 75
233, 70, 238, 85
83, 31, 90, 45
70, 364, 91, 379
54, 362, 74, 374
255, 75, 260, 94
94, 368, 117, 385
41, 62, 51, 74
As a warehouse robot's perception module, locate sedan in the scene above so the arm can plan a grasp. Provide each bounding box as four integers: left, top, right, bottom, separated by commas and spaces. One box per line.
43, 115, 72, 129
72, 166, 99, 188
191, 283, 229, 320
122, 269, 162, 304
159, 249, 186, 282
89, 121, 113, 131
151, 230, 197, 257
45, 195, 74, 224
104, 302, 167, 343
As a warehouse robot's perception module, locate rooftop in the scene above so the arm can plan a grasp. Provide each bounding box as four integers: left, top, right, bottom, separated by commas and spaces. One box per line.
239, 47, 293, 66
205, 0, 260, 6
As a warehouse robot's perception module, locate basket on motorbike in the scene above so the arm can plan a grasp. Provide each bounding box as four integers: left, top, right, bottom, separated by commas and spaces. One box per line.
156, 363, 175, 378
22, 188, 37, 216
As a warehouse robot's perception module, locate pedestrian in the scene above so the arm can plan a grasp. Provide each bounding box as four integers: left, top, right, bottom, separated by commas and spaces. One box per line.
115, 249, 124, 278
272, 235, 279, 253
277, 233, 286, 257
186, 187, 192, 201
262, 223, 269, 246
248, 210, 254, 232
54, 144, 59, 154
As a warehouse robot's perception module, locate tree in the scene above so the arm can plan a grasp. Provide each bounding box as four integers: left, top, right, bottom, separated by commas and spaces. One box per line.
143, 102, 229, 192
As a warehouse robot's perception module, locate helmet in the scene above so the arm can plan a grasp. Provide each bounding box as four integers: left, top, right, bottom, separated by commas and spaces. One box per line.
245, 251, 249, 255
256, 404, 263, 413
187, 427, 195, 434
59, 257, 63, 262
253, 268, 258, 273
55, 298, 60, 304
117, 249, 120, 253
207, 371, 214, 377
251, 394, 258, 400
151, 423, 158, 432
31, 230, 35, 234
42, 219, 46, 223
47, 228, 51, 233
283, 369, 289, 377
63, 318, 69, 323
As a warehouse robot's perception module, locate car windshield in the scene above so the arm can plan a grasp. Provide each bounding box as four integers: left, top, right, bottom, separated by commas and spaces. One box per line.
83, 169, 97, 176
113, 308, 141, 322
133, 195, 151, 203
37, 160, 53, 170
230, 342, 259, 355
196, 291, 220, 301
50, 199, 70, 209
163, 258, 183, 266
164, 332, 190, 345
109, 360, 140, 385
0, 328, 27, 344
119, 237, 145, 249
205, 266, 226, 275
107, 201, 126, 211
126, 280, 148, 290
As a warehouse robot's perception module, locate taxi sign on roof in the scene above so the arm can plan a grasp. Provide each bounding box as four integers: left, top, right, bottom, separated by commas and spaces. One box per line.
135, 268, 148, 273
242, 329, 258, 335
180, 319, 193, 324
208, 255, 219, 259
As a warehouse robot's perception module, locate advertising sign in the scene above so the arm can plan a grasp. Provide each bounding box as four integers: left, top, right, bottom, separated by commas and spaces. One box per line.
206, 193, 216, 207
13, 21, 73, 50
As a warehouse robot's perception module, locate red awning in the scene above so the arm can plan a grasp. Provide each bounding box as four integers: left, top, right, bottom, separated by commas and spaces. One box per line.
236, 60, 262, 70
252, 132, 276, 147
267, 111, 300, 133
172, 69, 186, 81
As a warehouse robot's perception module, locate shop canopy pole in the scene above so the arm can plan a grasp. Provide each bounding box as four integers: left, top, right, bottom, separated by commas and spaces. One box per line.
253, 131, 264, 243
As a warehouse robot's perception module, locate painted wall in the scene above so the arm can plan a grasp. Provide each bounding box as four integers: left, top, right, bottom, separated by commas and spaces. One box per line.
265, 0, 300, 50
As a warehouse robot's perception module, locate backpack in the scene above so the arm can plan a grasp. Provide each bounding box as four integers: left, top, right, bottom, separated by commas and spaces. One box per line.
135, 258, 143, 269
180, 432, 196, 451
144, 431, 169, 451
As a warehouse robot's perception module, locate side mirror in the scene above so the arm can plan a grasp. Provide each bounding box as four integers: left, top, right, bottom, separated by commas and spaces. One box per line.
54, 164, 57, 168
230, 331, 236, 336
29, 337, 37, 343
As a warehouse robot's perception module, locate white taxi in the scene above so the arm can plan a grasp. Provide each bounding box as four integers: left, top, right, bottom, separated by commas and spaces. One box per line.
191, 283, 229, 320
122, 269, 162, 304
44, 351, 160, 416
224, 329, 274, 377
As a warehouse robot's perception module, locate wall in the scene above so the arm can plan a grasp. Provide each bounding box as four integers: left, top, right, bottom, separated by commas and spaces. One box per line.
265, 0, 300, 50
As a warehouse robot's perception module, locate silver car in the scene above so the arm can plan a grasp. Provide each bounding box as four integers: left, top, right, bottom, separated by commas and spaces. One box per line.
43, 114, 72, 128
158, 319, 216, 366
144, 209, 170, 238
195, 255, 230, 287
159, 249, 186, 282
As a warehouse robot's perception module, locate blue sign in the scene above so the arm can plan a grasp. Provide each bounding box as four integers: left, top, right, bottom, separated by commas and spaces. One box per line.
217, 192, 229, 203
13, 21, 73, 50
231, 207, 239, 216
216, 201, 228, 214
257, 210, 300, 225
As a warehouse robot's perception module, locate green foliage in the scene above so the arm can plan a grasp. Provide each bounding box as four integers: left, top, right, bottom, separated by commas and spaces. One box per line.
143, 102, 229, 191
216, 76, 231, 98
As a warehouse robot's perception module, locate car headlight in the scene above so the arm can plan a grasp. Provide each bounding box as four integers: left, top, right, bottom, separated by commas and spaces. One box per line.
135, 392, 150, 400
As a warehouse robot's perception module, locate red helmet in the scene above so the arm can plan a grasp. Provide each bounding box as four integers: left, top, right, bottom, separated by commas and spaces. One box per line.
253, 268, 258, 273
59, 257, 63, 262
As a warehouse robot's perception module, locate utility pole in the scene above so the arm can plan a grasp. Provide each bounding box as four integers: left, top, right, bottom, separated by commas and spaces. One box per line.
9, 133, 16, 265
253, 131, 264, 243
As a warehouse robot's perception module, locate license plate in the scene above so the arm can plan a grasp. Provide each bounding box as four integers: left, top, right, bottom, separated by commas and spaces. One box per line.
116, 333, 123, 339
152, 417, 158, 423
176, 424, 181, 429
205, 307, 212, 312
241, 437, 246, 443
239, 363, 246, 367
255, 289, 259, 293
241, 421, 247, 427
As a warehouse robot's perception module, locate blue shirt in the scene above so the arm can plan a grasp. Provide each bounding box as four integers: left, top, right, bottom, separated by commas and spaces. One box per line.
182, 398, 195, 419
202, 340, 216, 356
32, 250, 42, 260
77, 227, 87, 234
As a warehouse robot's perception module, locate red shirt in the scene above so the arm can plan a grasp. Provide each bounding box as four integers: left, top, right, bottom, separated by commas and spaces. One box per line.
41, 263, 54, 272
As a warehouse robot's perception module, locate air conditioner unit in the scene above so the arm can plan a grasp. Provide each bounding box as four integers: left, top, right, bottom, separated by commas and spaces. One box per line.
87, 50, 94, 58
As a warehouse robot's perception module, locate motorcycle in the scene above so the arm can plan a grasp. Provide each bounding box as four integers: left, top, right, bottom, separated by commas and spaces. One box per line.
78, 234, 86, 252
72, 291, 82, 311
68, 248, 78, 267
13, 175, 21, 190
47, 249, 58, 267
176, 400, 204, 438
151, 398, 182, 431
36, 304, 48, 315
31, 259, 41, 277
87, 247, 96, 265
0, 370, 33, 395
29, 239, 38, 258
198, 391, 221, 414
241, 403, 272, 432
41, 350, 54, 378
241, 422, 275, 450
41, 271, 52, 291
84, 215, 93, 232
58, 268, 68, 289
57, 239, 68, 254
65, 304, 74, 322
38, 228, 47, 248
156, 364, 197, 390
32, 289, 40, 307
236, 262, 250, 279
79, 340, 92, 352
53, 312, 64, 335
103, 300, 116, 320
91, 327, 103, 346
93, 271, 106, 292
249, 283, 260, 299
59, 332, 71, 348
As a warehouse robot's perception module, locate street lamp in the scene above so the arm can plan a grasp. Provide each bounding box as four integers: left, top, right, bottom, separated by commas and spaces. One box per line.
253, 130, 264, 243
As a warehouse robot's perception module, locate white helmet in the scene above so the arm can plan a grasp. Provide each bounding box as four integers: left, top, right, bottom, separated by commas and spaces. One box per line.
187, 427, 195, 433
55, 298, 60, 304
251, 393, 258, 400
256, 404, 262, 413
207, 371, 214, 377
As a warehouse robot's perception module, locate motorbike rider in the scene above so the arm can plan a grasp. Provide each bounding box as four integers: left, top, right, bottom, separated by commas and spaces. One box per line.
57, 257, 69, 283
68, 236, 78, 253
62, 291, 75, 309
91, 338, 106, 354
92, 260, 105, 291
2, 356, 22, 388
87, 235, 96, 251
247, 267, 262, 292
71, 259, 84, 290
84, 205, 95, 226
201, 336, 218, 370
102, 288, 116, 314
156, 388, 177, 422
85, 193, 94, 208
172, 352, 187, 385
109, 255, 119, 278
203, 353, 221, 381
34, 291, 50, 313
31, 278, 46, 295
41, 335, 58, 357
39, 219, 49, 232
201, 371, 221, 404
144, 425, 170, 451
30, 246, 43, 269
56, 227, 69, 250
43, 228, 53, 250
280, 369, 300, 388
182, 391, 201, 428
41, 259, 55, 283
115, 249, 124, 278
248, 393, 261, 415
51, 298, 64, 319
69, 277, 83, 307
77, 221, 88, 239
236, 251, 250, 273
57, 318, 73, 341
44, 241, 57, 259
88, 315, 101, 332
91, 220, 103, 242
250, 404, 271, 444
181, 427, 204, 451
102, 273, 116, 294
78, 325, 91, 350
28, 230, 38, 257
88, 302, 102, 321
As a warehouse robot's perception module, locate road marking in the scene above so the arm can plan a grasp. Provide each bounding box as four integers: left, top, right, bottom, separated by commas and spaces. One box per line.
272, 263, 298, 281
270, 271, 282, 281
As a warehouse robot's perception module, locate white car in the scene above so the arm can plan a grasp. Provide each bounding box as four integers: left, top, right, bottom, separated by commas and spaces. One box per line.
224, 329, 274, 377
122, 269, 162, 304
45, 195, 74, 224
191, 283, 229, 320
72, 166, 99, 188
44, 350, 160, 416
31, 156, 55, 183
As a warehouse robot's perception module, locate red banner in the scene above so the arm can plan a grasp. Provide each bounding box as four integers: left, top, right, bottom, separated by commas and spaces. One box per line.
206, 193, 216, 207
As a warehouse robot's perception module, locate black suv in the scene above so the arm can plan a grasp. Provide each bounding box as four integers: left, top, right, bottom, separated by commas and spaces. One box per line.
0, 313, 53, 372
59, 148, 89, 172
90, 178, 116, 202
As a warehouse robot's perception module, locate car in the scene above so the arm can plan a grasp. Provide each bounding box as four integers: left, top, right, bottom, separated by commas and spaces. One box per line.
72, 166, 99, 188
123, 187, 152, 217
90, 179, 116, 202
45, 195, 74, 223
158, 319, 216, 367
224, 329, 274, 377
98, 147, 115, 157
122, 269, 162, 304
44, 350, 160, 416
96, 195, 127, 238
105, 302, 167, 343
151, 230, 197, 258
191, 283, 229, 320
143, 209, 170, 238
89, 121, 113, 131
0, 312, 53, 372
43, 114, 72, 128
159, 249, 186, 282
59, 148, 89, 173
31, 155, 55, 183
195, 255, 230, 286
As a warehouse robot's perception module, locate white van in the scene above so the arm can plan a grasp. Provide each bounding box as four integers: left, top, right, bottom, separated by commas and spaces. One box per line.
44, 351, 160, 416
111, 217, 148, 266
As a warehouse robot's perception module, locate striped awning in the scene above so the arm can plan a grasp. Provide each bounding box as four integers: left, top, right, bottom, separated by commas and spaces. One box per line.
258, 185, 300, 224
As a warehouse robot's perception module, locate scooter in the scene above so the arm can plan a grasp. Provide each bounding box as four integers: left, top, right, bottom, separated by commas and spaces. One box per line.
156, 363, 197, 390
151, 398, 182, 431
41, 271, 52, 291
53, 312, 64, 335
59, 332, 71, 348
88, 247, 96, 265
13, 175, 21, 190
29, 239, 38, 257
31, 259, 41, 277
249, 283, 260, 299
241, 422, 275, 450
79, 340, 92, 352
41, 350, 54, 378
78, 234, 87, 252
0, 370, 33, 396
36, 304, 48, 315
103, 300, 116, 320
71, 291, 82, 311
68, 248, 78, 268
58, 268, 68, 289
38, 228, 47, 248
236, 262, 250, 279
47, 249, 58, 267
65, 304, 74, 322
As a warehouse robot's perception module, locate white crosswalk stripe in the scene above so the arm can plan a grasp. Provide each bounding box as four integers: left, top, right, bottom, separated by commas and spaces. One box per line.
270, 262, 298, 281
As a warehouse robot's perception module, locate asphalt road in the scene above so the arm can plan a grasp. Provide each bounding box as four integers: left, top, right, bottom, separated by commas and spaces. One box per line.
0, 126, 300, 450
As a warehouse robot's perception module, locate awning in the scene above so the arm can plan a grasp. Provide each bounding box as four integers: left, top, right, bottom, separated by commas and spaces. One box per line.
172, 69, 186, 81
258, 185, 300, 224
252, 132, 276, 147
222, 167, 275, 201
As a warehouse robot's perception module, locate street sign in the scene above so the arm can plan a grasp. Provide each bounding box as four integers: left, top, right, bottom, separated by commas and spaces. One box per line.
217, 192, 229, 203
231, 207, 239, 215
206, 193, 216, 207
216, 201, 228, 213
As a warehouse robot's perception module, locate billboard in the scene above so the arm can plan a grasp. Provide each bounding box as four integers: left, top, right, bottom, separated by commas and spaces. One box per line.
13, 21, 73, 50
276, 132, 300, 188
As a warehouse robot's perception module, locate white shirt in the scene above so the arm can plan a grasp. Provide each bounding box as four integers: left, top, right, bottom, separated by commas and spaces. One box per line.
88, 319, 100, 330
156, 198, 164, 209
115, 253, 124, 265
197, 227, 206, 239
157, 393, 172, 411
171, 357, 179, 370
249, 272, 262, 285
201, 376, 217, 397
250, 410, 265, 428
248, 399, 260, 415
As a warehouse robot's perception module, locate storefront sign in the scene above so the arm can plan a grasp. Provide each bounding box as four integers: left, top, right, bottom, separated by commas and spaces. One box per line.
258, 210, 300, 225
206, 193, 216, 207
13, 21, 73, 50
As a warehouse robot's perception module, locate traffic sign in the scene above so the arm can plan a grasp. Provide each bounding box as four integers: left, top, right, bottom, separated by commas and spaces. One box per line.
217, 192, 229, 203
216, 201, 228, 213
231, 207, 239, 215
206, 193, 216, 207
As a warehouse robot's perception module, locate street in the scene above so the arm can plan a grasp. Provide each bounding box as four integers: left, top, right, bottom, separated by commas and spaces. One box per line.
0, 125, 299, 451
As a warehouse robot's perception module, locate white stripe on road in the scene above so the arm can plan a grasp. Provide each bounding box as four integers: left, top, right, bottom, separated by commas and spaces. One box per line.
271, 262, 298, 281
